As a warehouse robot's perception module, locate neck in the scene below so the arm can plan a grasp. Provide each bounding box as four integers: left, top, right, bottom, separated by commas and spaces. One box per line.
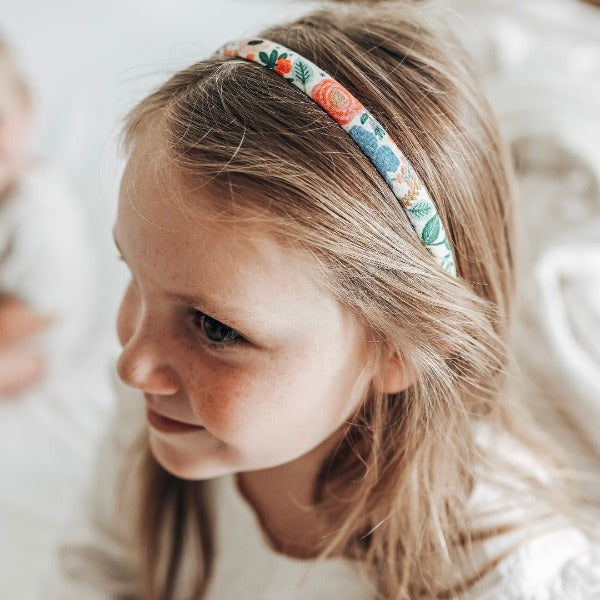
236, 428, 345, 558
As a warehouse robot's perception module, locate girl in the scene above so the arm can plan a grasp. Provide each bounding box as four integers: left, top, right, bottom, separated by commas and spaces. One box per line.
47, 1, 599, 598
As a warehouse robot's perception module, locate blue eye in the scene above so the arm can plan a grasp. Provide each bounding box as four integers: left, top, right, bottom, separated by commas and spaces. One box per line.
192, 311, 241, 345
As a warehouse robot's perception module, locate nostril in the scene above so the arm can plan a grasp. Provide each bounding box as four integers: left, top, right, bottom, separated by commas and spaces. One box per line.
116, 348, 179, 395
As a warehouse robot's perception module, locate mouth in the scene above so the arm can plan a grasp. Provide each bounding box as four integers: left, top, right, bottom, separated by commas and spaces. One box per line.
145, 406, 206, 434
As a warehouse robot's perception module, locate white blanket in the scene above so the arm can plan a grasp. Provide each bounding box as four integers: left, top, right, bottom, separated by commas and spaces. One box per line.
449, 0, 600, 478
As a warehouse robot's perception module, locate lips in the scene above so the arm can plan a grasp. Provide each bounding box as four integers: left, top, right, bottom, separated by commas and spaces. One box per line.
145, 406, 205, 434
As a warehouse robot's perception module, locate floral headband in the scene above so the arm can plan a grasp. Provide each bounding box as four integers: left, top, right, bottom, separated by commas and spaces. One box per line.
215, 38, 456, 277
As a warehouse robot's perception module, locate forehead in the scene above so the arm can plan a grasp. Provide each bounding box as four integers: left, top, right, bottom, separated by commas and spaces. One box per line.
117, 141, 302, 266
121, 137, 276, 236
115, 143, 339, 331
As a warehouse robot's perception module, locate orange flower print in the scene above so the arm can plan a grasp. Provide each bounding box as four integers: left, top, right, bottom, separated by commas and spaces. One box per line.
311, 79, 364, 125
274, 57, 292, 76
246, 53, 255, 61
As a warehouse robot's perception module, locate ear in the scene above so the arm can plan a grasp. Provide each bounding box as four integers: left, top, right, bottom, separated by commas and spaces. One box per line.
380, 350, 416, 395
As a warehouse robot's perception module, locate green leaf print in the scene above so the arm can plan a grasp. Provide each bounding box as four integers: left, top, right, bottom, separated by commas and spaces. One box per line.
360, 113, 368, 125
407, 201, 432, 219
268, 49, 278, 68
421, 215, 441, 245
259, 50, 278, 69
294, 60, 313, 86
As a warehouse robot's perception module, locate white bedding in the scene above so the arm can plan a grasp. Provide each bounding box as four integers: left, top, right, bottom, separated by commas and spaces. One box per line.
1, 1, 598, 598
451, 0, 600, 480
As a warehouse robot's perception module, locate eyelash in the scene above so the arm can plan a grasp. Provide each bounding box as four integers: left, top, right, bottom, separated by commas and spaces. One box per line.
189, 309, 245, 352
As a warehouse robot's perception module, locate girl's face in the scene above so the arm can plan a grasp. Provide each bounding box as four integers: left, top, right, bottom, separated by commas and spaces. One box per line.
114, 147, 372, 481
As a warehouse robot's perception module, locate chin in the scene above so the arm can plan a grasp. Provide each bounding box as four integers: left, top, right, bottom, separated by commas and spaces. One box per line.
148, 432, 234, 481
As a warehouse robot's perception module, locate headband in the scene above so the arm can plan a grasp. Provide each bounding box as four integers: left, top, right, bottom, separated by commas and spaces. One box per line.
215, 38, 456, 277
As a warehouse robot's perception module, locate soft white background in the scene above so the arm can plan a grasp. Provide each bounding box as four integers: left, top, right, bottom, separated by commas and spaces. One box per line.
0, 1, 599, 598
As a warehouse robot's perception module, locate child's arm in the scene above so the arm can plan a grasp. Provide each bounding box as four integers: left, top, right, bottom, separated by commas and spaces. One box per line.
0, 295, 52, 396
0, 294, 52, 344
0, 344, 44, 397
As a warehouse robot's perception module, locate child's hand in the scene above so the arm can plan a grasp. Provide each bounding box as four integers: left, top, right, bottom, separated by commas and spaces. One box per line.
0, 297, 52, 347
0, 344, 45, 397
0, 297, 51, 397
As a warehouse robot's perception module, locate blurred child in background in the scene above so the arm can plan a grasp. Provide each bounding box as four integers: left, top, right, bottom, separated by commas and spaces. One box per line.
0, 33, 110, 600
0, 35, 93, 397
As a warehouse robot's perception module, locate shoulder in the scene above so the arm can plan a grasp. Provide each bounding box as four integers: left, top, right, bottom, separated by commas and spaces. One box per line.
467, 421, 600, 599
469, 525, 600, 599
0, 162, 93, 304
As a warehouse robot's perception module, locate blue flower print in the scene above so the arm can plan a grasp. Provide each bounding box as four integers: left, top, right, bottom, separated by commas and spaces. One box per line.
349, 126, 400, 182
373, 145, 400, 180
349, 125, 378, 157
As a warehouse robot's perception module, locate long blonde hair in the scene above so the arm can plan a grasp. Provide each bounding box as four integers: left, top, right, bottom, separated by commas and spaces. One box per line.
122, 2, 572, 598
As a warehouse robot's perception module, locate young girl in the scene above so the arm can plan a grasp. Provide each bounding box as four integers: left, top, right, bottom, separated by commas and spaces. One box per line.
47, 1, 599, 598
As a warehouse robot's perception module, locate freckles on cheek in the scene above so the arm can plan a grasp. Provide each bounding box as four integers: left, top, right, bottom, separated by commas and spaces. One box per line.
187, 363, 269, 438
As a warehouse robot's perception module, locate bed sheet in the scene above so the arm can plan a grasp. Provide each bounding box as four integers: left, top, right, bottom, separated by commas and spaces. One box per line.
448, 0, 600, 479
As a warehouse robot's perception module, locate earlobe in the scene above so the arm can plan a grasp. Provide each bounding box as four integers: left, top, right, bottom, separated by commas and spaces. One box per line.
381, 351, 416, 394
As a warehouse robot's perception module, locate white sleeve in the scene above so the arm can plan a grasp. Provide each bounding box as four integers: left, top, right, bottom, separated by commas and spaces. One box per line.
0, 165, 95, 357
470, 526, 600, 599
43, 379, 144, 599
467, 425, 600, 599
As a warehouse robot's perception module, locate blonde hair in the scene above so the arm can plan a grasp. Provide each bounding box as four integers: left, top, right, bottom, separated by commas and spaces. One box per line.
121, 2, 573, 598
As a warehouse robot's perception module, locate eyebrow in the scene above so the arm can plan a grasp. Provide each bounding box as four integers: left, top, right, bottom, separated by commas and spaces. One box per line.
113, 230, 250, 330
166, 289, 258, 334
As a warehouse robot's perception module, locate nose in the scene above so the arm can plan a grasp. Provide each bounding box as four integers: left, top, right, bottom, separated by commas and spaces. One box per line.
116, 327, 180, 396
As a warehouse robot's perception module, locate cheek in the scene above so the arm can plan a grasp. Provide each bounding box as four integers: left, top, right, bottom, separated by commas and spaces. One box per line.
187, 359, 271, 437
186, 348, 357, 446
